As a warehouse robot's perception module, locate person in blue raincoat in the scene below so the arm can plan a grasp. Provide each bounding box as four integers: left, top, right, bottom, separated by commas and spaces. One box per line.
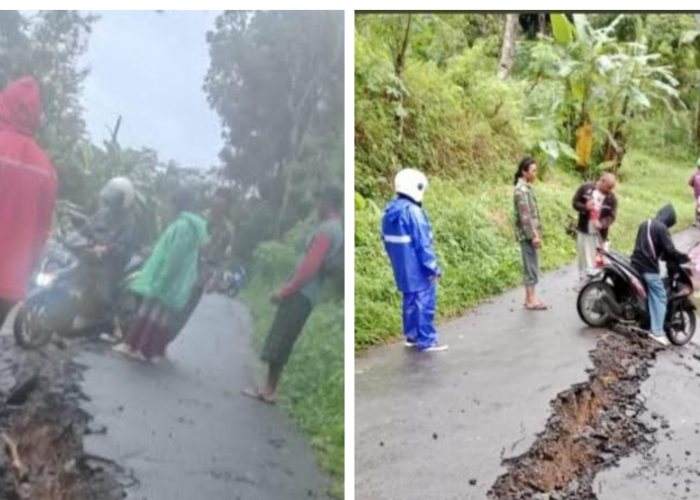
381, 168, 448, 352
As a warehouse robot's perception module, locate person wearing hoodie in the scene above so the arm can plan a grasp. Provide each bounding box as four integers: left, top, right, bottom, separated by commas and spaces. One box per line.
381, 168, 446, 352
113, 184, 209, 362
79, 177, 137, 328
0, 77, 57, 329
243, 186, 344, 404
630, 204, 689, 346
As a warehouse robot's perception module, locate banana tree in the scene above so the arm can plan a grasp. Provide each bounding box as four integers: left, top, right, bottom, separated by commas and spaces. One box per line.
679, 23, 700, 150
543, 14, 683, 172
596, 46, 684, 171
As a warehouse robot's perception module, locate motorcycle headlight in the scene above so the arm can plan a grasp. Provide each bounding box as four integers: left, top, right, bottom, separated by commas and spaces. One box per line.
36, 272, 56, 287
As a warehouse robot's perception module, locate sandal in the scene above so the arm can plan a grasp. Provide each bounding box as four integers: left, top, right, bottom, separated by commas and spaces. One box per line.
241, 387, 276, 405
525, 303, 548, 311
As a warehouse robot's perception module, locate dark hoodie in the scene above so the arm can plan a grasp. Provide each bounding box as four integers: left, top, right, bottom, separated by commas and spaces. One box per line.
631, 204, 689, 275
0, 77, 57, 302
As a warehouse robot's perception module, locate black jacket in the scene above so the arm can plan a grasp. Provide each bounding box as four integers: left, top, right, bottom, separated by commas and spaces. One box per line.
631, 204, 688, 275
80, 207, 136, 274
571, 182, 617, 241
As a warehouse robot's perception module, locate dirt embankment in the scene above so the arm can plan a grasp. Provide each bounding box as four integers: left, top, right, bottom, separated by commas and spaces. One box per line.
490, 330, 667, 500
0, 337, 128, 500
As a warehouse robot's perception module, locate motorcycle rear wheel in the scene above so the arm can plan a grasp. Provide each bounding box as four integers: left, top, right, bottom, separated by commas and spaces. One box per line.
577, 281, 616, 328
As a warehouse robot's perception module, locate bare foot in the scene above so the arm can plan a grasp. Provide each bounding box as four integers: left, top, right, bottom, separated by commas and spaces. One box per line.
241, 387, 276, 405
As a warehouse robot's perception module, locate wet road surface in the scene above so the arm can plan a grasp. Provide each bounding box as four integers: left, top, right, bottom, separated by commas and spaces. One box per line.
78, 295, 328, 500
355, 230, 700, 500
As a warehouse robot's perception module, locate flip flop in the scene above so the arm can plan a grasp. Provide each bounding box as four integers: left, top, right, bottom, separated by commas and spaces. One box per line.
241, 387, 276, 405
525, 303, 548, 311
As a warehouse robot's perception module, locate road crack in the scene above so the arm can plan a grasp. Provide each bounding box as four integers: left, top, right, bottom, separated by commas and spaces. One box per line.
489, 330, 664, 500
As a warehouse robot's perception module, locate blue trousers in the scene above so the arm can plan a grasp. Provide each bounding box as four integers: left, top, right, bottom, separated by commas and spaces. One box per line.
402, 283, 437, 350
643, 273, 667, 337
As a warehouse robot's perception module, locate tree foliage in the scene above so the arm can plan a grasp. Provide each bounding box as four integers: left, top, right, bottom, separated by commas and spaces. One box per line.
0, 10, 96, 196
205, 11, 344, 240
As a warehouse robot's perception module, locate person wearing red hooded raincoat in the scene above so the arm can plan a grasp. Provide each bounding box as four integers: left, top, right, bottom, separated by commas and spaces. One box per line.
0, 77, 57, 328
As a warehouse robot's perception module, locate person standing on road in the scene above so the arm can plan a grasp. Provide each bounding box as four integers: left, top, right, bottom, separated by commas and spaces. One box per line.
0, 77, 57, 329
571, 173, 618, 285
513, 157, 546, 311
381, 168, 446, 352
113, 185, 209, 362
630, 204, 689, 347
169, 187, 234, 339
688, 158, 700, 226
243, 186, 344, 404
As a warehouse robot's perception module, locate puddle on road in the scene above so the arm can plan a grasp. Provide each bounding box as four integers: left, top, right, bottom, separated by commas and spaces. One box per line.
489, 331, 661, 500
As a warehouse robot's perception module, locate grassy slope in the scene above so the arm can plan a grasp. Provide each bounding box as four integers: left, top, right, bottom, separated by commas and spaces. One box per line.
355, 150, 696, 349
242, 285, 344, 499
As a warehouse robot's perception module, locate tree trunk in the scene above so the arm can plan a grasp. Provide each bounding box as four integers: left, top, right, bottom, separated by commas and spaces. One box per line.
393, 14, 412, 79
393, 14, 412, 142
497, 14, 518, 80
538, 13, 547, 36
275, 161, 294, 238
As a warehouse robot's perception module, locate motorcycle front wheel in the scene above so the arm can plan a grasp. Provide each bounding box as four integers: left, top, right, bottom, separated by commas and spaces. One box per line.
577, 281, 616, 328
666, 304, 696, 346
13, 302, 54, 349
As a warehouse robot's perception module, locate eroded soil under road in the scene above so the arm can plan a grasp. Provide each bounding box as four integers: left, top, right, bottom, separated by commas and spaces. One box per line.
0, 336, 128, 500
489, 329, 667, 500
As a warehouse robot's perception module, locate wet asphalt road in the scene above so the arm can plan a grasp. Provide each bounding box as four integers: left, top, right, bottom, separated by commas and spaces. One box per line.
77, 295, 328, 500
355, 230, 700, 500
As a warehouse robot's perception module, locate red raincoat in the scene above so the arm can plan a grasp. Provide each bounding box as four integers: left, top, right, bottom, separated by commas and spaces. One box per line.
0, 77, 57, 302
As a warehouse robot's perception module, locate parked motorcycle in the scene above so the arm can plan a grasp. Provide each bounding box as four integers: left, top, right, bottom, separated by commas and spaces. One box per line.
577, 246, 697, 346
221, 267, 247, 299
13, 232, 145, 349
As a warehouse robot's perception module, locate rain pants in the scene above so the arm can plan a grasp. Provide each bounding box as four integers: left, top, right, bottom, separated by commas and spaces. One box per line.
381, 195, 441, 350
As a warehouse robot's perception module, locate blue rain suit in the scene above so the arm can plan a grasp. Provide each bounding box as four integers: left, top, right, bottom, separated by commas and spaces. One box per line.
381, 195, 441, 350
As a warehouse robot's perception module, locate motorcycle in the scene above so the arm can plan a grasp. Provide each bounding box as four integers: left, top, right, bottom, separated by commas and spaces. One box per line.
13, 232, 145, 349
577, 246, 697, 346
220, 268, 247, 299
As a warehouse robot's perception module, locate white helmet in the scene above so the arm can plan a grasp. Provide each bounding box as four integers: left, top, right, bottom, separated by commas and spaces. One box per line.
100, 176, 135, 211
394, 168, 428, 203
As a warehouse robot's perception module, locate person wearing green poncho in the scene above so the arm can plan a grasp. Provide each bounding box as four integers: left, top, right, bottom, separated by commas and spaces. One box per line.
114, 185, 209, 362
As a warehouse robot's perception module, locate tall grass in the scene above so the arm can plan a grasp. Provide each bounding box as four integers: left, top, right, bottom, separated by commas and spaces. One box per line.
355, 150, 696, 349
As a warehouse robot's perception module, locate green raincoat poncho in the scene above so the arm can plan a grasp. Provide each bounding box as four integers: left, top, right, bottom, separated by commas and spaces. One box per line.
131, 212, 209, 311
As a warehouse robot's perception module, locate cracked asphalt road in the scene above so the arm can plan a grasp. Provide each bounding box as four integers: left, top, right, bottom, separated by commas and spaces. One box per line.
77, 294, 329, 500
355, 230, 700, 500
